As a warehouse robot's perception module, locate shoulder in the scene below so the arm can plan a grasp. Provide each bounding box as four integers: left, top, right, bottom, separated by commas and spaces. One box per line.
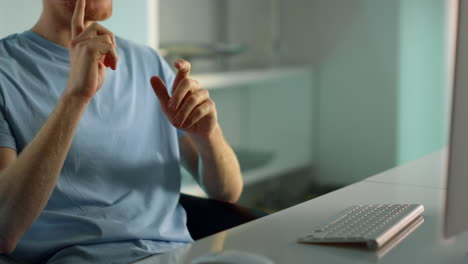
0, 33, 21, 63
115, 36, 175, 84
0, 33, 26, 59
0, 33, 29, 75
0, 33, 21, 47
0, 34, 21, 89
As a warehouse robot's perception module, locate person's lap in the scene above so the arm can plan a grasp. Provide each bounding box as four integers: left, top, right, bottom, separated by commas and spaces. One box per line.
45, 240, 190, 264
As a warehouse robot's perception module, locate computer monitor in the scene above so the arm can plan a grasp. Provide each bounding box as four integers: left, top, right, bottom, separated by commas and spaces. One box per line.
445, 0, 468, 239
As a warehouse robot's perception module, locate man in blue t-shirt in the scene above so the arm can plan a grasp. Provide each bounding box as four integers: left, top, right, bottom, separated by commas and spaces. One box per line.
0, 0, 243, 263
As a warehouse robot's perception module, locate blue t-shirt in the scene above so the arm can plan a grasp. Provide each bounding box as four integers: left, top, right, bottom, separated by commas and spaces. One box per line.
0, 31, 193, 264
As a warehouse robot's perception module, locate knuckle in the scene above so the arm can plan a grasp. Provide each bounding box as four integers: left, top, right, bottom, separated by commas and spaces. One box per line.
83, 42, 96, 50
187, 95, 197, 105
194, 108, 203, 116
104, 35, 112, 43
172, 95, 181, 104
105, 42, 114, 51
75, 41, 86, 49
200, 89, 209, 97
72, 42, 83, 49
75, 41, 85, 48
180, 78, 191, 87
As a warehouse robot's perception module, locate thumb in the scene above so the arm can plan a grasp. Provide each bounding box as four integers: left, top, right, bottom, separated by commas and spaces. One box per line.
150, 76, 170, 112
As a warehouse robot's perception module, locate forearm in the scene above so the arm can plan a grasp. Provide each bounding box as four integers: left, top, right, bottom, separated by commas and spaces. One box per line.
152, 59, 242, 202
190, 125, 243, 203
0, 94, 88, 252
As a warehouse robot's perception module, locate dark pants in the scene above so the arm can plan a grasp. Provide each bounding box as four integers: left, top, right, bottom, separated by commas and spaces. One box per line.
179, 193, 268, 240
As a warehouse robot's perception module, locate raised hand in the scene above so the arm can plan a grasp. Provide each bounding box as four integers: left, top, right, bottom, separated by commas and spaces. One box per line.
65, 0, 118, 100
150, 60, 218, 138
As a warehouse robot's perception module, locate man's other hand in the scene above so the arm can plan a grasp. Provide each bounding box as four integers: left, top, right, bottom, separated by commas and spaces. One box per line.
150, 60, 218, 138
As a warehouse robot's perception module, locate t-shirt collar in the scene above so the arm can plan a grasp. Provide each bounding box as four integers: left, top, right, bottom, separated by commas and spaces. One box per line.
20, 30, 70, 60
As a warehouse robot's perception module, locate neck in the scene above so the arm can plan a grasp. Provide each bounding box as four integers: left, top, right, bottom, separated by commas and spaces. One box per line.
31, 11, 93, 48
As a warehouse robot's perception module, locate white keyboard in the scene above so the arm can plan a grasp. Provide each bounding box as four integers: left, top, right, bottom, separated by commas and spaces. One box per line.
297, 204, 424, 249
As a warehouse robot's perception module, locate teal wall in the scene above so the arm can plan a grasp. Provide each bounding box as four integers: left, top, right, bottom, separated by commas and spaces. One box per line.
397, 0, 450, 164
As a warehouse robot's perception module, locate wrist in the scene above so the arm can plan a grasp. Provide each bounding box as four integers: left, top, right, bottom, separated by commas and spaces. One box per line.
63, 79, 96, 104
59, 92, 90, 112
189, 124, 224, 155
189, 123, 222, 143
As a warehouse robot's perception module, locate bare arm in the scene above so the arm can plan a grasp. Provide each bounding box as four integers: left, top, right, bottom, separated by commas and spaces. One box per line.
0, 0, 118, 253
151, 60, 243, 203
180, 127, 243, 203
0, 96, 88, 253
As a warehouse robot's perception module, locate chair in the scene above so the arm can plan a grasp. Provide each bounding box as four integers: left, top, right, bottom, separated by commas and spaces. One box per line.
0, 194, 268, 263
179, 193, 268, 240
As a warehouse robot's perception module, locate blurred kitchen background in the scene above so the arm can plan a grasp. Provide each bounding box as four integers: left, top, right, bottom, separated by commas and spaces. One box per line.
0, 0, 456, 213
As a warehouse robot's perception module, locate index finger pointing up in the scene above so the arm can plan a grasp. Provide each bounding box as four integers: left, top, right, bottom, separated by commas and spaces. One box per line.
71, 0, 86, 38
172, 59, 191, 92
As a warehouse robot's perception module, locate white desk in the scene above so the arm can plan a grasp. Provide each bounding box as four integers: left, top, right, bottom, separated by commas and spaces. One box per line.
364, 149, 448, 189
136, 149, 468, 264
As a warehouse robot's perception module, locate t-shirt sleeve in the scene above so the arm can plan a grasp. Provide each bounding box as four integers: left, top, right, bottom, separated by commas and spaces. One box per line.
152, 50, 186, 139
0, 79, 17, 150
0, 112, 16, 150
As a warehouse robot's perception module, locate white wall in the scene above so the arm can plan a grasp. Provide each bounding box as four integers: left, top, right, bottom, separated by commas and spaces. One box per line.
225, 0, 277, 70
159, 0, 217, 44
0, 0, 152, 46
158, 0, 281, 72
102, 0, 152, 46
158, 0, 219, 73
0, 0, 41, 38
